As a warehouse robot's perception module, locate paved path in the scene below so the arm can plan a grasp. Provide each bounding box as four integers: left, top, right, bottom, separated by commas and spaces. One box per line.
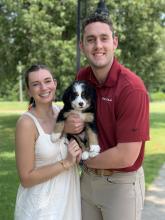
142, 163, 165, 220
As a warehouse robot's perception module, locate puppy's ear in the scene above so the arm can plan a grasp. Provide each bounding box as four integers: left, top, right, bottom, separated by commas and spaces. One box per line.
62, 85, 72, 106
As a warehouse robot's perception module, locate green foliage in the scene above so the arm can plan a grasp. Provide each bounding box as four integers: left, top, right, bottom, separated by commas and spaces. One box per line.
106, 0, 165, 91
150, 92, 165, 102
0, 77, 20, 101
0, 0, 165, 99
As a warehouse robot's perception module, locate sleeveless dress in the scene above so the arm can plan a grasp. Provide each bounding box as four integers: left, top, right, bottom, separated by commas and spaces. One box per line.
14, 109, 81, 220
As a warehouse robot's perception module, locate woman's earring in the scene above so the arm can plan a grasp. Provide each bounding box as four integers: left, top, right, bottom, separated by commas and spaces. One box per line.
28, 97, 35, 110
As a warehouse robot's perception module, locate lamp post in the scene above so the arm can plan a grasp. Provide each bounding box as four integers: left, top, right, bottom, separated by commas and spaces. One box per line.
76, 0, 109, 72
76, 0, 81, 72
17, 61, 23, 102
95, 0, 109, 16
76, 0, 87, 72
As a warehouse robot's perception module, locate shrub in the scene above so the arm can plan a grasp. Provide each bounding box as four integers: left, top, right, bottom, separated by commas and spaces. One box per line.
150, 92, 165, 102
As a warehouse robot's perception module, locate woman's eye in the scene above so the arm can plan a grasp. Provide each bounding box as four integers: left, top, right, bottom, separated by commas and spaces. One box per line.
81, 91, 85, 98
32, 83, 39, 87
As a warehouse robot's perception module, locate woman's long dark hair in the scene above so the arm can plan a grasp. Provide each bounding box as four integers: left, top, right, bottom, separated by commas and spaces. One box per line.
24, 64, 53, 109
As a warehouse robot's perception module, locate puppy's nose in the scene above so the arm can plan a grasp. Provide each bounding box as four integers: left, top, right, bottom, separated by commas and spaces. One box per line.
79, 102, 84, 107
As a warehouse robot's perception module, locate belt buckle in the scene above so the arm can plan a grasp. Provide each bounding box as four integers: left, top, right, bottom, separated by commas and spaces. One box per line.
99, 169, 113, 176
95, 169, 106, 176
108, 170, 114, 176
84, 166, 113, 176
99, 169, 105, 176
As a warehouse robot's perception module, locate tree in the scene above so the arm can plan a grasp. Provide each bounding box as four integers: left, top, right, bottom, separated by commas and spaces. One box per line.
0, 0, 164, 101
0, 0, 77, 100
79, 0, 165, 91
106, 0, 165, 91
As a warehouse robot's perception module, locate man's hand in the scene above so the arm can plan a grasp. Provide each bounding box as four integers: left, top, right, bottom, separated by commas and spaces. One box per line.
63, 113, 84, 134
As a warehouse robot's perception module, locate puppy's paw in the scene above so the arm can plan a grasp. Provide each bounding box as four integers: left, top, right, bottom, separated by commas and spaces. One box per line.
89, 151, 99, 158
81, 151, 89, 160
90, 145, 100, 153
51, 133, 61, 142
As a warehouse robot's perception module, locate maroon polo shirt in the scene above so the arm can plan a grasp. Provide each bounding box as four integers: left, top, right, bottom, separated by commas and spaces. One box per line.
76, 58, 150, 172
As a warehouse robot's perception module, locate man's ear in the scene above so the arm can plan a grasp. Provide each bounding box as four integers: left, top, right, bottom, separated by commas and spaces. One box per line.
113, 36, 118, 50
54, 78, 57, 87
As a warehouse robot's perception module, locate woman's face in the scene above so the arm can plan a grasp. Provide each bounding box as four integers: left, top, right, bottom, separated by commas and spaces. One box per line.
27, 69, 57, 105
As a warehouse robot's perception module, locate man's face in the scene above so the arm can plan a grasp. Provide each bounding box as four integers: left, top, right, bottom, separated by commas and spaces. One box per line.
80, 22, 118, 71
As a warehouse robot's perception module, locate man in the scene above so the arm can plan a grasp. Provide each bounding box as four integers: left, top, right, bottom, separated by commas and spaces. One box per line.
65, 12, 149, 220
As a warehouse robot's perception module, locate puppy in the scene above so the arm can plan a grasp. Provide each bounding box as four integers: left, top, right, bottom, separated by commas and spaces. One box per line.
51, 80, 100, 160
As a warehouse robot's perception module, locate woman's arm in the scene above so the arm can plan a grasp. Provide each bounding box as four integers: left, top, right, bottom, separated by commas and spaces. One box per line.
15, 116, 81, 188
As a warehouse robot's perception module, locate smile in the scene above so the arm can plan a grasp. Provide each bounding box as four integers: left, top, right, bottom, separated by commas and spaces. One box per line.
93, 52, 105, 57
39, 92, 50, 97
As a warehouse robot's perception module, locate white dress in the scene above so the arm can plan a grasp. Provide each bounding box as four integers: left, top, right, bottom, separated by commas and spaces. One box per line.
14, 110, 81, 220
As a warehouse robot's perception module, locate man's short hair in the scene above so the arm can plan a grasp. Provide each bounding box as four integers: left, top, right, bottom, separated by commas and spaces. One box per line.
81, 12, 114, 39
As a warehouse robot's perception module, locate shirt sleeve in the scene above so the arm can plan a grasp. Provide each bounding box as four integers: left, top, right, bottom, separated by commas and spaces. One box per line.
116, 90, 150, 142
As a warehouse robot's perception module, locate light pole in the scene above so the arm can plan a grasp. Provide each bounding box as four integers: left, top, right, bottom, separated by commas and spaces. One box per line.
76, 0, 81, 72
17, 61, 23, 102
95, 0, 109, 16
76, 0, 87, 72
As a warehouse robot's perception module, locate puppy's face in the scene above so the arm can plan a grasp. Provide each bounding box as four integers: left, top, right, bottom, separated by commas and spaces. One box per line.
70, 81, 92, 111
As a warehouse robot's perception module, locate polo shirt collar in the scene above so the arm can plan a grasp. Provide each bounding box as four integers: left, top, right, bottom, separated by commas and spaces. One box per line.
89, 58, 121, 88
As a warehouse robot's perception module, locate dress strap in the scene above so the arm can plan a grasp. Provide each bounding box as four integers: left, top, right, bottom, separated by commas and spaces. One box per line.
23, 112, 44, 135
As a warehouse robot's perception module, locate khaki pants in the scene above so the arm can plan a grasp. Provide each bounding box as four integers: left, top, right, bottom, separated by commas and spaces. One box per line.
81, 167, 145, 220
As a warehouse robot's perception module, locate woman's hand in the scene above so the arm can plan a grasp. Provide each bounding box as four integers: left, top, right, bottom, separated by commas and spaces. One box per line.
65, 139, 82, 168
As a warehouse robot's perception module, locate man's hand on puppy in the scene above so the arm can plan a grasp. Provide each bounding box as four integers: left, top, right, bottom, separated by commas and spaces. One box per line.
64, 113, 84, 134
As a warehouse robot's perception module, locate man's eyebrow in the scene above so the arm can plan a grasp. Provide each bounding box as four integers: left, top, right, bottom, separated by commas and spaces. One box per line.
86, 33, 109, 38
86, 35, 95, 38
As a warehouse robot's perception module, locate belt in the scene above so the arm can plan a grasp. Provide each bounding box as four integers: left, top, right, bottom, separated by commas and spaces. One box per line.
83, 164, 115, 176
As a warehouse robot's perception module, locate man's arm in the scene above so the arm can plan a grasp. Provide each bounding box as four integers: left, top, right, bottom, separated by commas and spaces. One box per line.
63, 113, 84, 134
84, 142, 142, 169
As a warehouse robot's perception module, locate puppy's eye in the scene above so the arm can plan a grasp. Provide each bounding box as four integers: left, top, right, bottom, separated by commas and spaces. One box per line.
74, 92, 79, 97
81, 91, 85, 98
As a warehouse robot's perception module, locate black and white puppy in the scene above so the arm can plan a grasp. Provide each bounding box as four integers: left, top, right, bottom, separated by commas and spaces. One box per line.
51, 80, 100, 160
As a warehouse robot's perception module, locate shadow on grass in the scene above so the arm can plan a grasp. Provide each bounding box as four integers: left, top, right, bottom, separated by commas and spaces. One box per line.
0, 114, 19, 129
0, 114, 19, 152
0, 114, 19, 219
0, 155, 19, 219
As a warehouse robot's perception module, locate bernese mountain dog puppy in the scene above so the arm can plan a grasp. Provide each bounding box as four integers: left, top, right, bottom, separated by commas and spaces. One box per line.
51, 80, 100, 160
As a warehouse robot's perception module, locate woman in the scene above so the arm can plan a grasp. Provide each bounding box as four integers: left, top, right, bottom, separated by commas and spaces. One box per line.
14, 64, 82, 220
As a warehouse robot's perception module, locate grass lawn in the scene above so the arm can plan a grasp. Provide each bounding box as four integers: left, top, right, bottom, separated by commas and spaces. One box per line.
143, 102, 165, 187
0, 101, 165, 219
